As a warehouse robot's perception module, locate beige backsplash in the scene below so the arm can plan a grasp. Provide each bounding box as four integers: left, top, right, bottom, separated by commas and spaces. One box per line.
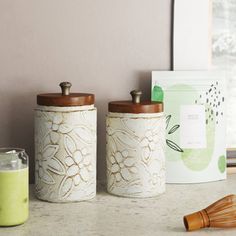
0, 0, 172, 183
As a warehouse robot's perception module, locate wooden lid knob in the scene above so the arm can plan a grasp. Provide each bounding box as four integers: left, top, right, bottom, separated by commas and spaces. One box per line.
130, 90, 142, 104
60, 82, 72, 96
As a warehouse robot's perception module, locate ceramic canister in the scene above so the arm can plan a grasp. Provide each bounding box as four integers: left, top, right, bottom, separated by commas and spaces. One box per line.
35, 82, 96, 202
106, 90, 165, 198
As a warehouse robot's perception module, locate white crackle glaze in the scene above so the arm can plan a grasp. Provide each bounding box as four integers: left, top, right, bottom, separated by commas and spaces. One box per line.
35, 105, 96, 202
106, 112, 166, 198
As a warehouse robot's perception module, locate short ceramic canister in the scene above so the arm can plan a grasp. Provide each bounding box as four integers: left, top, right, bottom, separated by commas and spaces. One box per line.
35, 82, 97, 202
106, 90, 166, 198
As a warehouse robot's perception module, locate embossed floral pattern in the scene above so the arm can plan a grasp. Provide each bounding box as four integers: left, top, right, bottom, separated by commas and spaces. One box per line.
35, 107, 96, 202
140, 129, 162, 164
47, 113, 73, 134
106, 114, 165, 197
35, 122, 65, 198
109, 151, 137, 183
35, 144, 63, 185
58, 134, 94, 199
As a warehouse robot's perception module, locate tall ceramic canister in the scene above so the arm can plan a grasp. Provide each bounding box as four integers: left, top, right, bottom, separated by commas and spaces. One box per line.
106, 90, 165, 198
35, 82, 97, 202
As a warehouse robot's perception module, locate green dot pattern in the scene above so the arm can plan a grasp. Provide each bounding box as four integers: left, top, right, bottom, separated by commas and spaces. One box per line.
218, 155, 226, 173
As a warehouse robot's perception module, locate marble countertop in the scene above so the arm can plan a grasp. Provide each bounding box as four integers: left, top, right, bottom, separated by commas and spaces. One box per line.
1, 175, 236, 236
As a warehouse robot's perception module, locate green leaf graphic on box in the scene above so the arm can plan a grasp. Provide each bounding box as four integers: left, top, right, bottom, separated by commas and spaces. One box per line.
182, 104, 215, 171
166, 139, 183, 152
164, 84, 197, 161
152, 85, 164, 102
218, 155, 226, 173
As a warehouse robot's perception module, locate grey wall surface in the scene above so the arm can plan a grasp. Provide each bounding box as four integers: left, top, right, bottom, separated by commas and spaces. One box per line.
0, 0, 172, 183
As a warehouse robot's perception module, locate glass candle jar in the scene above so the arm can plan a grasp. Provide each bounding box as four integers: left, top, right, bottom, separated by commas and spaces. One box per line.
0, 148, 29, 226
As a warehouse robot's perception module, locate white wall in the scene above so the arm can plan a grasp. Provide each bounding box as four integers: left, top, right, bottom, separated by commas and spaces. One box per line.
0, 0, 172, 182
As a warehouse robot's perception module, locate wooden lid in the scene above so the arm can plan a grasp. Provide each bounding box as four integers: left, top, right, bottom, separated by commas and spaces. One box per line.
37, 82, 94, 106
109, 90, 163, 113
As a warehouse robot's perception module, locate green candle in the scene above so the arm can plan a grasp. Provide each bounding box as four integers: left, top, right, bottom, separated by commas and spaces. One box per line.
0, 167, 28, 226
0, 149, 29, 226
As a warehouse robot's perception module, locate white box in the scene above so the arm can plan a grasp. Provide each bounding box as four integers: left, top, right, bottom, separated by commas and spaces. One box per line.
173, 0, 212, 70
